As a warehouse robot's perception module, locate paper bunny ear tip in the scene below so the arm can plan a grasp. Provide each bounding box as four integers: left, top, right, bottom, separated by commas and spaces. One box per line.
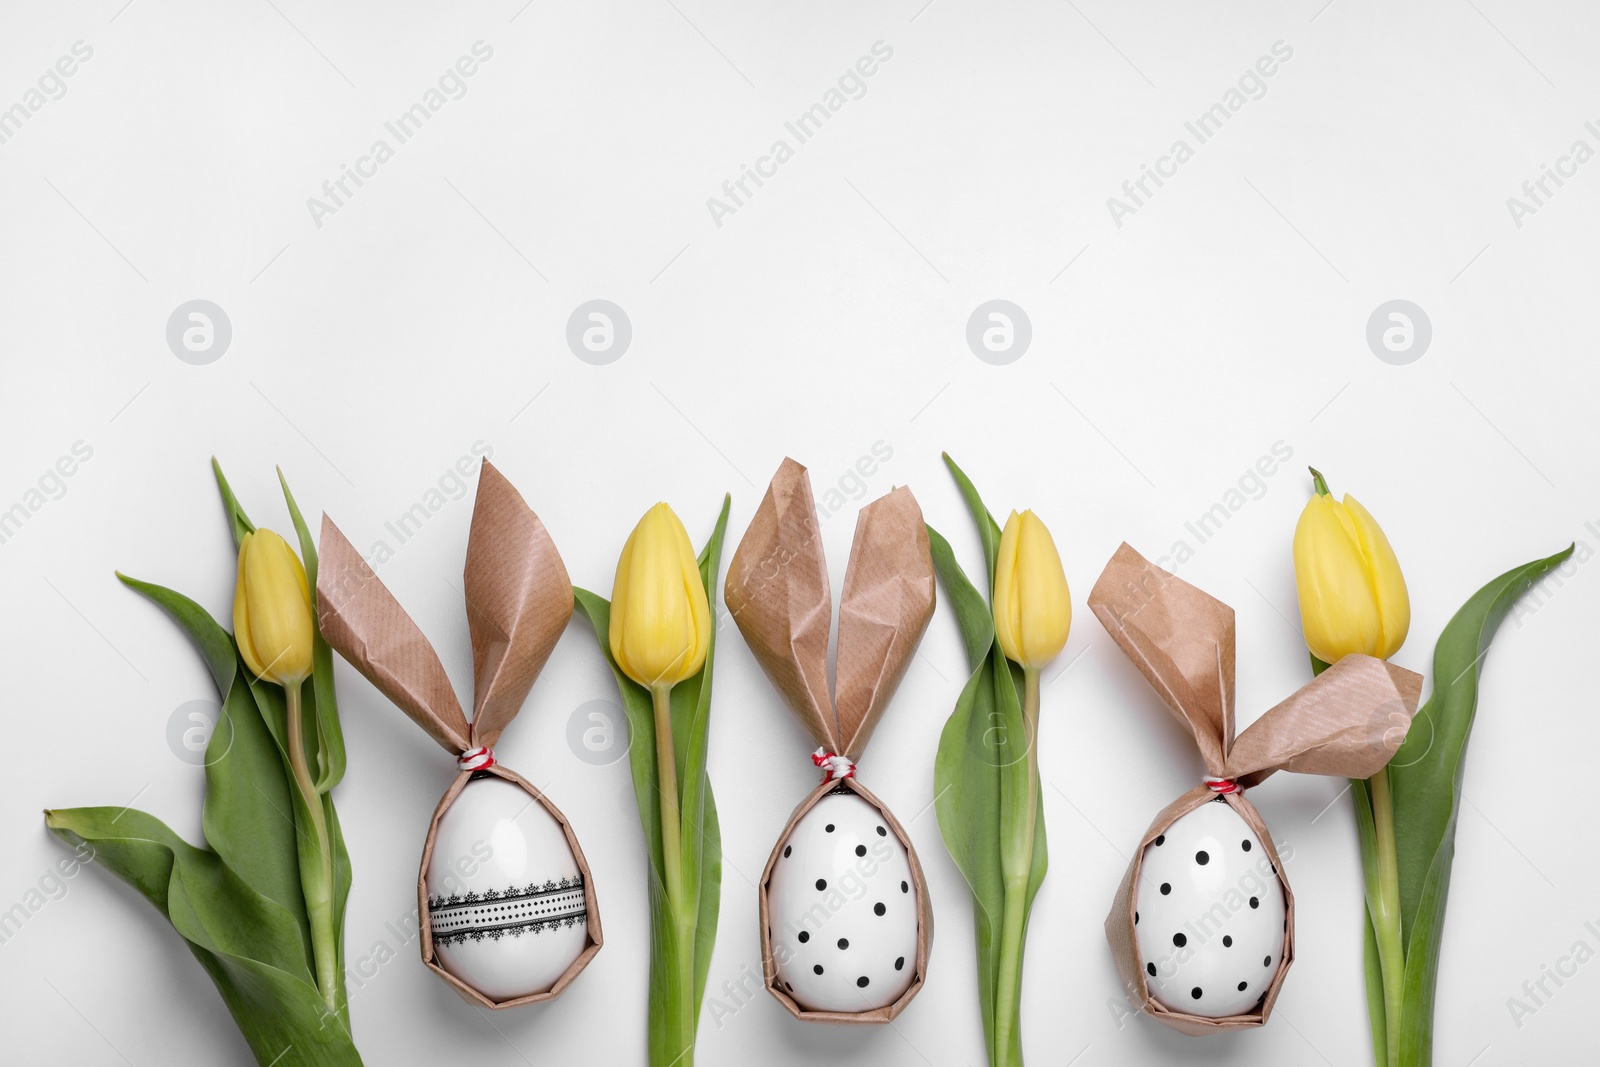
462, 464, 573, 749
315, 514, 472, 754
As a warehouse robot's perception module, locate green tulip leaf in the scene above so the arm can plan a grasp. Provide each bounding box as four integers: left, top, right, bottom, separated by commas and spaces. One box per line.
206, 670, 315, 960
927, 524, 994, 668
212, 457, 257, 548
44, 807, 361, 1066
114, 573, 236, 698
942, 452, 1003, 589
1389, 544, 1574, 1065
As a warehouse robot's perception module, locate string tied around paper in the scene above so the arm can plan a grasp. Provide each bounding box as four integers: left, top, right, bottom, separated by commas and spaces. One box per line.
458, 746, 496, 772
811, 748, 855, 782
1204, 776, 1239, 795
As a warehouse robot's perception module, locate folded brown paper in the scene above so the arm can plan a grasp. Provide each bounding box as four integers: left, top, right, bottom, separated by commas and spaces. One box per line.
316, 459, 601, 1009
1089, 542, 1421, 1034
726, 458, 936, 1024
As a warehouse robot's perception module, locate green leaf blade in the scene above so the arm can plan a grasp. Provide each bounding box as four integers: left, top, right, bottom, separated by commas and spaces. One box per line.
115, 574, 236, 698
1385, 544, 1575, 1065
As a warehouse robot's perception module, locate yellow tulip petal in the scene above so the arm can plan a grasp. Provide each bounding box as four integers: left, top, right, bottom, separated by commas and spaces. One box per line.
1343, 494, 1410, 659
993, 511, 1024, 664
1292, 493, 1382, 662
993, 509, 1071, 670
610, 503, 710, 689
1017, 511, 1071, 666
233, 537, 267, 679
236, 529, 314, 685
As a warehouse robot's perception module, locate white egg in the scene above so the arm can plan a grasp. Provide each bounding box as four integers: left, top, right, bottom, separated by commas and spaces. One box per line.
1133, 798, 1287, 1018
425, 775, 589, 1001
767, 791, 919, 1013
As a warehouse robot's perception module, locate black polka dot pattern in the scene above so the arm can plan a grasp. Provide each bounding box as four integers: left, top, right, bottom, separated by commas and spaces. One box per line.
1132, 801, 1286, 1019
1263, 955, 1272, 967
774, 794, 922, 1010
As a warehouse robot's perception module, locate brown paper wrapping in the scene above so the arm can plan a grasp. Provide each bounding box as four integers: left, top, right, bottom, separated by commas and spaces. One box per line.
726, 458, 936, 1024
1104, 787, 1295, 1035
1088, 543, 1422, 1033
316, 459, 599, 1008
756, 777, 935, 1024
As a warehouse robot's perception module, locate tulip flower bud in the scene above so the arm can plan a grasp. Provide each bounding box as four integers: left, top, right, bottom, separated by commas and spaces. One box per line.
1292, 471, 1410, 663
234, 528, 315, 686
610, 503, 711, 690
992, 509, 1072, 670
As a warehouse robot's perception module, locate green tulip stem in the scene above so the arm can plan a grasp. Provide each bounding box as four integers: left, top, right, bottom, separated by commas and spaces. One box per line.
993, 664, 1042, 1066
286, 679, 339, 1015
651, 682, 696, 1065
1368, 767, 1405, 1067
1316, 650, 1402, 1067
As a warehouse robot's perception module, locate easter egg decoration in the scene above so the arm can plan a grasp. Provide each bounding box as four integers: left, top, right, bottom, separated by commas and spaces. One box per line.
1088, 543, 1422, 1035
726, 458, 936, 1023
1133, 799, 1287, 1018
316, 460, 602, 1009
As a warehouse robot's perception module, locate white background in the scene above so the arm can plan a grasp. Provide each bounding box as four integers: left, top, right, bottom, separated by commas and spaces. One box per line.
2, 1, 1597, 1064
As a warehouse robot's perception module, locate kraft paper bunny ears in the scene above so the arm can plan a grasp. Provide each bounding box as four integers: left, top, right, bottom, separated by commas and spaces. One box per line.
315, 459, 602, 1009
725, 457, 937, 1024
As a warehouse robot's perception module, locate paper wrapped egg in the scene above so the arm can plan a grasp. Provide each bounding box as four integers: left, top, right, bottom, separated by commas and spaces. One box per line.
767, 790, 919, 1012
425, 775, 590, 1001
1134, 798, 1287, 1018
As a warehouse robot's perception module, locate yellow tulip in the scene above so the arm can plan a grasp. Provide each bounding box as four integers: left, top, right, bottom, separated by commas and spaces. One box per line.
610, 503, 710, 690
234, 529, 314, 686
992, 509, 1072, 670
1292, 473, 1410, 663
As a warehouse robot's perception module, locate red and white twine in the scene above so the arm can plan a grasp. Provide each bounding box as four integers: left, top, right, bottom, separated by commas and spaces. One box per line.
811, 748, 855, 782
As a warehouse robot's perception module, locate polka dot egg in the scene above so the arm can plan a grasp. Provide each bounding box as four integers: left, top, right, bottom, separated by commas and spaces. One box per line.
1134, 798, 1287, 1018
767, 791, 918, 1013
